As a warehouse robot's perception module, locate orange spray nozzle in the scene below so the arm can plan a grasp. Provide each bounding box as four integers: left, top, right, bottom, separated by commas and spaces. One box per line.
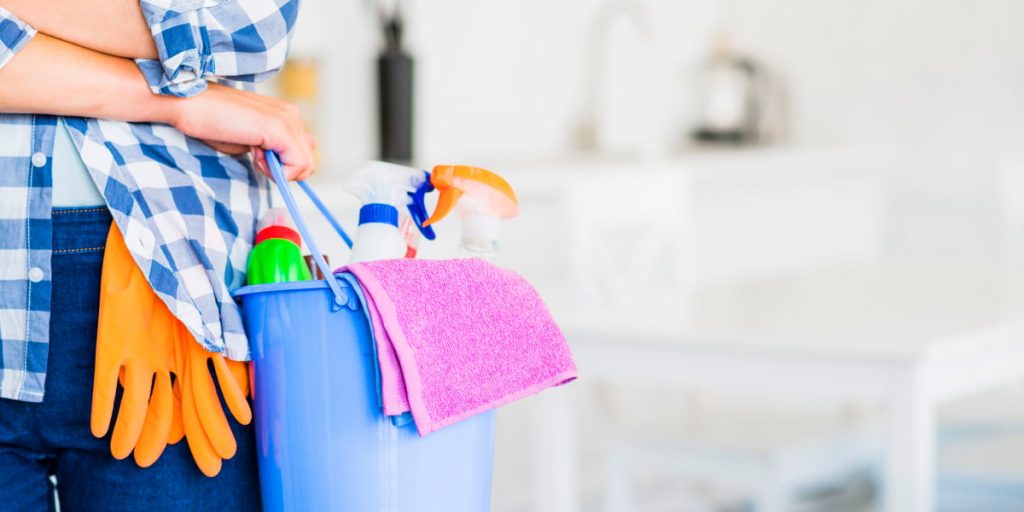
422, 165, 519, 227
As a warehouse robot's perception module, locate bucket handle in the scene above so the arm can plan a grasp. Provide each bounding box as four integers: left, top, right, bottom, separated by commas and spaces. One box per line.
267, 151, 352, 310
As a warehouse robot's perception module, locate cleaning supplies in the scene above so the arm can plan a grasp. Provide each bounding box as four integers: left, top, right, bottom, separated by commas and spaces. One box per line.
93, 224, 251, 476
93, 225, 180, 466
344, 161, 433, 263
422, 165, 519, 260
247, 208, 312, 285
341, 258, 577, 435
237, 151, 497, 511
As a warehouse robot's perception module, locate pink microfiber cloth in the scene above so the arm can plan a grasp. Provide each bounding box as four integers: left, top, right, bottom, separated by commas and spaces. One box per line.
341, 258, 577, 436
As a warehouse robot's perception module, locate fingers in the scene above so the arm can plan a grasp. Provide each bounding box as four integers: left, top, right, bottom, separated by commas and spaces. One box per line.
93, 229, 134, 438
263, 101, 316, 181
169, 323, 190, 446
133, 371, 174, 467
296, 133, 319, 181
277, 139, 316, 181
282, 102, 315, 180
213, 356, 252, 425
256, 131, 316, 181
90, 359, 121, 438
292, 127, 317, 181
168, 375, 185, 445
251, 147, 269, 177
110, 365, 153, 459
230, 359, 252, 399
182, 363, 223, 478
188, 347, 237, 459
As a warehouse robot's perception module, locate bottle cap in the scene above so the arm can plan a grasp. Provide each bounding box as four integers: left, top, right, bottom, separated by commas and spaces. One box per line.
258, 207, 294, 231
255, 224, 302, 247
359, 203, 400, 227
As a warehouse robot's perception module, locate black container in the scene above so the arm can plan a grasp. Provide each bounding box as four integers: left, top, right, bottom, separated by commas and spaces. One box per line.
377, 18, 414, 163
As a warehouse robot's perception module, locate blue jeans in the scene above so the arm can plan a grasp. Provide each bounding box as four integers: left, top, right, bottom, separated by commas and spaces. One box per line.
0, 207, 261, 512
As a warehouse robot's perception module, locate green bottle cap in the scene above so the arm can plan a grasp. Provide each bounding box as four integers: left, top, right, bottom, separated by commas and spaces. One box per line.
246, 238, 312, 285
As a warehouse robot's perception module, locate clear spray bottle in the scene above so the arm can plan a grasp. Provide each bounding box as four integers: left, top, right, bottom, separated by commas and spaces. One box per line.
421, 165, 519, 261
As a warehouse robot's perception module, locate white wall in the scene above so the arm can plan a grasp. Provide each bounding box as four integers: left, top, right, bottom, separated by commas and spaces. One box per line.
289, 0, 724, 165
724, 0, 1024, 151
289, 0, 1024, 167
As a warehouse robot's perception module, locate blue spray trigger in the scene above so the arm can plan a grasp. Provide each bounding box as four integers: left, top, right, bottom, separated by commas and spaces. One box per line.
407, 171, 437, 241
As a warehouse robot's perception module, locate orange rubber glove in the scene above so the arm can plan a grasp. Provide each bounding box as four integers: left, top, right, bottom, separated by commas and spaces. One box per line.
94, 224, 252, 476
173, 320, 253, 477
92, 225, 178, 466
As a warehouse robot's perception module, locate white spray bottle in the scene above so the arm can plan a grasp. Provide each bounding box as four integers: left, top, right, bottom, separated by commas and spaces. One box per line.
344, 161, 433, 263
421, 165, 519, 260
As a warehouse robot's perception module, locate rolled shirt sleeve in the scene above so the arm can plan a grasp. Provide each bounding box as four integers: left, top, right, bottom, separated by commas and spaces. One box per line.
136, 0, 299, 97
0, 7, 37, 71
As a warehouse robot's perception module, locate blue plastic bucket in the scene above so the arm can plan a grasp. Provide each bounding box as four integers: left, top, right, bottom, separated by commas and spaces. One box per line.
233, 153, 496, 511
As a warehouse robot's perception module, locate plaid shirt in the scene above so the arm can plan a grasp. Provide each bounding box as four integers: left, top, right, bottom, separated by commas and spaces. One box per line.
0, 0, 297, 403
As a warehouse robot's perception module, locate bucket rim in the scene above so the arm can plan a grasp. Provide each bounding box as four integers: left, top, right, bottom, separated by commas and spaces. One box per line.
233, 278, 345, 298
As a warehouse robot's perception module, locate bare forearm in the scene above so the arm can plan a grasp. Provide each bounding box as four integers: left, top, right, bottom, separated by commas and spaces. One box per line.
0, 34, 177, 123
0, 30, 317, 180
1, 0, 157, 59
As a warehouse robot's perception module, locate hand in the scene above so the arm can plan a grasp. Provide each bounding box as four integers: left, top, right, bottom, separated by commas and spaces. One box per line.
170, 83, 317, 180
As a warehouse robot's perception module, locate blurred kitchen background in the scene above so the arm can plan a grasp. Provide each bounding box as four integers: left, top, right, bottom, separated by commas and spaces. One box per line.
268, 0, 1024, 510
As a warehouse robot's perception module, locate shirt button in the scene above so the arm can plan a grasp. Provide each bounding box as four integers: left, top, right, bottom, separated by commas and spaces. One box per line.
28, 267, 44, 283
31, 152, 47, 168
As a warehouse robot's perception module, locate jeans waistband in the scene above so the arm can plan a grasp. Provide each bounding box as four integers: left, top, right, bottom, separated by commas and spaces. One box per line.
51, 206, 112, 254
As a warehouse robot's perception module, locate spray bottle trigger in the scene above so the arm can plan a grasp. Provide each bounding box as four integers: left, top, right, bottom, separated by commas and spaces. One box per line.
422, 187, 464, 228
407, 171, 437, 241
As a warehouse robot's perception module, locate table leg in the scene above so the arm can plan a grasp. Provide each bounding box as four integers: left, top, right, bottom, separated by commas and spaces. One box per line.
884, 367, 936, 512
531, 386, 578, 512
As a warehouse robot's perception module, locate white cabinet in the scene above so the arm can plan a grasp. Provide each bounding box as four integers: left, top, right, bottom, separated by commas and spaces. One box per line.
496, 147, 897, 302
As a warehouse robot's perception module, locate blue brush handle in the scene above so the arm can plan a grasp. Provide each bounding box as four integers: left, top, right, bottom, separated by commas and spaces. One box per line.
298, 180, 354, 249
266, 151, 349, 310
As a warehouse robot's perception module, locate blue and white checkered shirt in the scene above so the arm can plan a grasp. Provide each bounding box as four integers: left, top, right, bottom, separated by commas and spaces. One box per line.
0, 0, 297, 402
